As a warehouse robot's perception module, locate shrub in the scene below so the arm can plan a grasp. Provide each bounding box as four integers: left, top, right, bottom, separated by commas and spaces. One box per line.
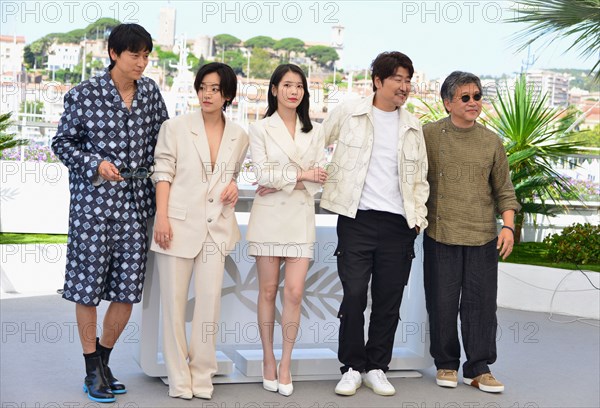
543, 223, 600, 265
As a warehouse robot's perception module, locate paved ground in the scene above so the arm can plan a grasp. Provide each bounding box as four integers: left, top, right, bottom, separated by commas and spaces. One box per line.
1, 293, 599, 408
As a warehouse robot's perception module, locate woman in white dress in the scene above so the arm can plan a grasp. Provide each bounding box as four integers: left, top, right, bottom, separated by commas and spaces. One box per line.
246, 64, 328, 396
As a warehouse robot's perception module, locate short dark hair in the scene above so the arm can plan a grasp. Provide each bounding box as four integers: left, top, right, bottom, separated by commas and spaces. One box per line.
440, 71, 483, 113
371, 51, 414, 92
265, 64, 313, 133
107, 24, 153, 69
194, 62, 238, 111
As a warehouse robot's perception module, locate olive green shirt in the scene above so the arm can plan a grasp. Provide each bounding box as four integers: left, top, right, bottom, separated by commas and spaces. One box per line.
424, 117, 519, 246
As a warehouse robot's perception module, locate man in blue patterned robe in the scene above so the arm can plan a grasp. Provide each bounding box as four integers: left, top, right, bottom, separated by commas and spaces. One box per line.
51, 23, 168, 403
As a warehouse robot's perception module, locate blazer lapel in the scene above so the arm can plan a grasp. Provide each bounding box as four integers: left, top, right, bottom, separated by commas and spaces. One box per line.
294, 121, 313, 169
208, 116, 236, 192
265, 112, 303, 166
189, 112, 212, 174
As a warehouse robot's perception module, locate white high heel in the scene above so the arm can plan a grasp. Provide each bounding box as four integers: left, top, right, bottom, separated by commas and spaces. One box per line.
262, 364, 278, 392
277, 363, 293, 397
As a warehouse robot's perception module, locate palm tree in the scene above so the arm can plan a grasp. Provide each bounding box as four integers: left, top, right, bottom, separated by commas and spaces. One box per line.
509, 0, 600, 81
483, 76, 582, 242
416, 98, 447, 124
0, 112, 28, 154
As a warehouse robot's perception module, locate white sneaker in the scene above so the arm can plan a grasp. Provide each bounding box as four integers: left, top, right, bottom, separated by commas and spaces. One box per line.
363, 369, 396, 396
334, 368, 362, 396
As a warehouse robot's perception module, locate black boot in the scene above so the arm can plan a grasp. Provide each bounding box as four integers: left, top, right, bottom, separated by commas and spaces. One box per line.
83, 354, 115, 403
97, 338, 127, 394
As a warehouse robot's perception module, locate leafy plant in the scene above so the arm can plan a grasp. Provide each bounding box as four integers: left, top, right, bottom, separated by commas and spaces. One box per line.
416, 98, 447, 124
213, 33, 242, 50
509, 0, 600, 81
244, 36, 276, 49
544, 223, 600, 264
483, 76, 583, 242
273, 37, 305, 62
0, 112, 28, 153
305, 45, 339, 69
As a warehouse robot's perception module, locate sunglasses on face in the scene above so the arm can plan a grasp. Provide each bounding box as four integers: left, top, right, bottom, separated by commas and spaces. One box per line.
458, 93, 483, 103
119, 163, 155, 179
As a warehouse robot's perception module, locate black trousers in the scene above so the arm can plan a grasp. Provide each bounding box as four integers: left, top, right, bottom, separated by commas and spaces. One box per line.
336, 210, 417, 374
423, 233, 499, 378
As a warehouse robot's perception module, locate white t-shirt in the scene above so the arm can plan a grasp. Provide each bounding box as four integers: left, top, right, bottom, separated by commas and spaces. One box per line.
358, 106, 405, 216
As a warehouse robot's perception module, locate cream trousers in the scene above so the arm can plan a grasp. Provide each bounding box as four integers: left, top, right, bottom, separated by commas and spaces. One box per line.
156, 238, 226, 399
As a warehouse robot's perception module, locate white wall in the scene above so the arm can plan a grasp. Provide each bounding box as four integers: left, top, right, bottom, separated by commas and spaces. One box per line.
1, 160, 598, 240
0, 160, 70, 234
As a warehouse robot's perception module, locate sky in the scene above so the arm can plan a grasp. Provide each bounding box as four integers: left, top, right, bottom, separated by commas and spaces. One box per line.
1, 0, 595, 80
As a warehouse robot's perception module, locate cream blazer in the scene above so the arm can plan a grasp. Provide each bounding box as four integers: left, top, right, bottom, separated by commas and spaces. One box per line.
150, 111, 249, 258
246, 112, 325, 244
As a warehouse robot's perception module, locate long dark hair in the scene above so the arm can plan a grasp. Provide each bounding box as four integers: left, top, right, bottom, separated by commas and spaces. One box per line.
265, 64, 313, 133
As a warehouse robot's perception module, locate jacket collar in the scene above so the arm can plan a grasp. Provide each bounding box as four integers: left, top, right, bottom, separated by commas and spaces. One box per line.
351, 93, 420, 131
265, 112, 309, 167
95, 70, 149, 106
189, 111, 237, 191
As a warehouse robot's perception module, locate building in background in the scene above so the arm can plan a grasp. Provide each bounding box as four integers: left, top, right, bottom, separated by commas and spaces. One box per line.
158, 6, 176, 49
0, 35, 26, 75
526, 69, 571, 107
191, 35, 213, 59
47, 43, 81, 71
331, 25, 344, 70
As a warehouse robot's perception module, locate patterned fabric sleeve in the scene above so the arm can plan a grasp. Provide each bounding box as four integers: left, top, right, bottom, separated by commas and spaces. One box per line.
51, 88, 104, 184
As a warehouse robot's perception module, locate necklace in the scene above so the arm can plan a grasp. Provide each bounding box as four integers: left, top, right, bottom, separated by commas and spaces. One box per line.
119, 84, 137, 104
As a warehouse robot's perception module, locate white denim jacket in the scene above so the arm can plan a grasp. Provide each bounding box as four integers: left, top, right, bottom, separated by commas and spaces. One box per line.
320, 94, 429, 231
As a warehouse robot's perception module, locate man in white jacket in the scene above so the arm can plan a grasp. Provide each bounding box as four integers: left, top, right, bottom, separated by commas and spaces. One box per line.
320, 51, 429, 397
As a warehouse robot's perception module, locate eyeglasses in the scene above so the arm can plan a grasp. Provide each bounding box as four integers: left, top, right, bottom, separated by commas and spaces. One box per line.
119, 162, 155, 179
458, 93, 483, 103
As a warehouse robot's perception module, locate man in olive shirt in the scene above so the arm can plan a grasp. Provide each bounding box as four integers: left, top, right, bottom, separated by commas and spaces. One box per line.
423, 71, 519, 393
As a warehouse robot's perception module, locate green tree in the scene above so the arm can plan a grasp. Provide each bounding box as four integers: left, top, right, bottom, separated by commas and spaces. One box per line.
71, 52, 94, 79
483, 76, 582, 242
54, 29, 86, 44
509, 0, 600, 81
567, 123, 600, 147
154, 45, 178, 79
223, 50, 246, 75
54, 68, 74, 83
245, 36, 276, 49
23, 45, 36, 69
250, 48, 277, 79
273, 37, 305, 61
213, 34, 241, 51
85, 18, 120, 39
28, 37, 53, 69
416, 98, 447, 124
187, 53, 199, 71
324, 73, 343, 84
0, 112, 28, 153
26, 18, 120, 73
191, 55, 207, 74
20, 101, 44, 119
306, 45, 339, 69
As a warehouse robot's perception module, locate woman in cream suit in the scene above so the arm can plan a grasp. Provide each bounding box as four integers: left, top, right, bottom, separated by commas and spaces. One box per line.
246, 64, 328, 396
151, 63, 249, 400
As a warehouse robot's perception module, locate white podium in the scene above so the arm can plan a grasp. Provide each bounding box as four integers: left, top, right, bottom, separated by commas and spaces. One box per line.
134, 212, 432, 383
